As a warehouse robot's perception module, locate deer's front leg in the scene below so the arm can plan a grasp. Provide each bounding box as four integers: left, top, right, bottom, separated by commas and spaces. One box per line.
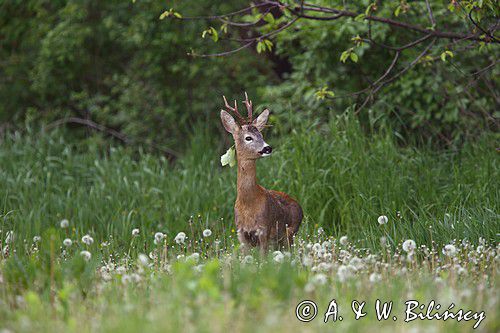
257, 228, 269, 255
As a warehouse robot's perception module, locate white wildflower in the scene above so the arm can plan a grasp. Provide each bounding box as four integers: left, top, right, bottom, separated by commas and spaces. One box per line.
242, 255, 254, 264
339, 236, 348, 246
337, 265, 351, 282
317, 227, 324, 235
138, 253, 149, 266
302, 255, 313, 267
81, 234, 94, 246
63, 238, 72, 247
369, 273, 382, 283
202, 229, 212, 238
174, 232, 186, 244
442, 244, 457, 257
33, 235, 41, 243
402, 239, 416, 253
116, 266, 126, 275
187, 252, 200, 263
80, 250, 91, 261
154, 232, 165, 245
132, 228, 140, 237
194, 264, 205, 273
312, 273, 327, 285
273, 251, 285, 263
60, 219, 69, 228
377, 215, 388, 225
312, 243, 321, 253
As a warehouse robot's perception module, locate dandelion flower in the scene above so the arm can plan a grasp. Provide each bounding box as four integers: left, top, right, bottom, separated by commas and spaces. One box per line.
202, 229, 212, 238
33, 235, 41, 243
154, 232, 165, 245
442, 244, 457, 257
312, 243, 321, 252
132, 228, 140, 237
317, 227, 324, 235
80, 250, 91, 261
369, 273, 382, 283
242, 255, 254, 264
312, 273, 327, 285
174, 232, 186, 244
82, 235, 94, 245
138, 253, 149, 266
63, 238, 72, 247
187, 252, 200, 263
273, 251, 285, 263
377, 215, 388, 225
337, 265, 351, 282
60, 219, 69, 228
402, 239, 416, 253
339, 236, 348, 246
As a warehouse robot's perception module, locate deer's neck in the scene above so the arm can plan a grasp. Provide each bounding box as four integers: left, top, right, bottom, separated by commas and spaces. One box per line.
236, 159, 260, 201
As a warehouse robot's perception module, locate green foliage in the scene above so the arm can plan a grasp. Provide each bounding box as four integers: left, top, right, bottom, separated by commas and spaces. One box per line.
0, 118, 497, 251
0, 1, 271, 150
250, 0, 499, 144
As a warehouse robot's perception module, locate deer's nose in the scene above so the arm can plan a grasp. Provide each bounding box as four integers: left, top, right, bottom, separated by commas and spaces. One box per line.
262, 146, 272, 154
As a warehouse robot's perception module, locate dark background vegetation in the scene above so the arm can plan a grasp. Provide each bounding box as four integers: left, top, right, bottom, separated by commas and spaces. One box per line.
1, 0, 498, 152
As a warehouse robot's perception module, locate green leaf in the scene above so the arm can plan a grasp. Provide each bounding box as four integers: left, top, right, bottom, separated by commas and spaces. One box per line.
263, 13, 275, 24
340, 50, 350, 63
159, 11, 170, 20
440, 50, 454, 62
220, 23, 228, 34
220, 146, 236, 167
354, 14, 366, 22
394, 6, 401, 17
314, 86, 335, 100
263, 39, 273, 51
350, 52, 359, 63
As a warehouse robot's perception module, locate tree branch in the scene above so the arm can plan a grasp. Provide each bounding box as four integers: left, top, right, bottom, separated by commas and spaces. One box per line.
45, 117, 179, 158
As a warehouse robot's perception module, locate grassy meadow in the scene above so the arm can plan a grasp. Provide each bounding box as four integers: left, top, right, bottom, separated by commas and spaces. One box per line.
0, 118, 498, 332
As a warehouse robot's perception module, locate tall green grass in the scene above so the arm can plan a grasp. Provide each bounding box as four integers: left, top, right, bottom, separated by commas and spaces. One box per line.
0, 117, 498, 252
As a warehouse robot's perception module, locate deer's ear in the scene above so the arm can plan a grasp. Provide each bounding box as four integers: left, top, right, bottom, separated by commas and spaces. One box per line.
220, 110, 239, 134
252, 109, 269, 131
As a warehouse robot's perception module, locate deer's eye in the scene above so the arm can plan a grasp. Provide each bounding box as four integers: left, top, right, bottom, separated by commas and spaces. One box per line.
245, 136, 253, 142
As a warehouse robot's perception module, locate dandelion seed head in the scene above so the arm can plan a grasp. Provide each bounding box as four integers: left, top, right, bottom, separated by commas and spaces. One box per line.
82, 235, 94, 246
273, 251, 285, 263
187, 252, 200, 263
339, 236, 348, 246
63, 238, 72, 247
369, 272, 382, 283
60, 219, 69, 228
154, 232, 165, 245
80, 250, 91, 261
33, 235, 41, 243
174, 232, 186, 244
377, 215, 388, 225
442, 244, 457, 257
137, 253, 149, 267
132, 228, 140, 237
402, 239, 416, 253
202, 229, 212, 238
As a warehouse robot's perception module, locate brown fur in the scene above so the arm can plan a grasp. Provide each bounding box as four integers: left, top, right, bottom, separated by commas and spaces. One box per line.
221, 106, 303, 252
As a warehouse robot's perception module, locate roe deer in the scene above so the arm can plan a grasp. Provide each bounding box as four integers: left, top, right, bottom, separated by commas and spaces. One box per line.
220, 93, 303, 253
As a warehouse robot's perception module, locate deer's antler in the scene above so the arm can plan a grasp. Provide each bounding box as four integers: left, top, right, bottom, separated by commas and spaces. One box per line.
243, 91, 253, 122
222, 95, 246, 123
222, 92, 254, 124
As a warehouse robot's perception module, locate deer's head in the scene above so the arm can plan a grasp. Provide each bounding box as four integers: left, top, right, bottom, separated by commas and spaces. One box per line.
220, 93, 271, 161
